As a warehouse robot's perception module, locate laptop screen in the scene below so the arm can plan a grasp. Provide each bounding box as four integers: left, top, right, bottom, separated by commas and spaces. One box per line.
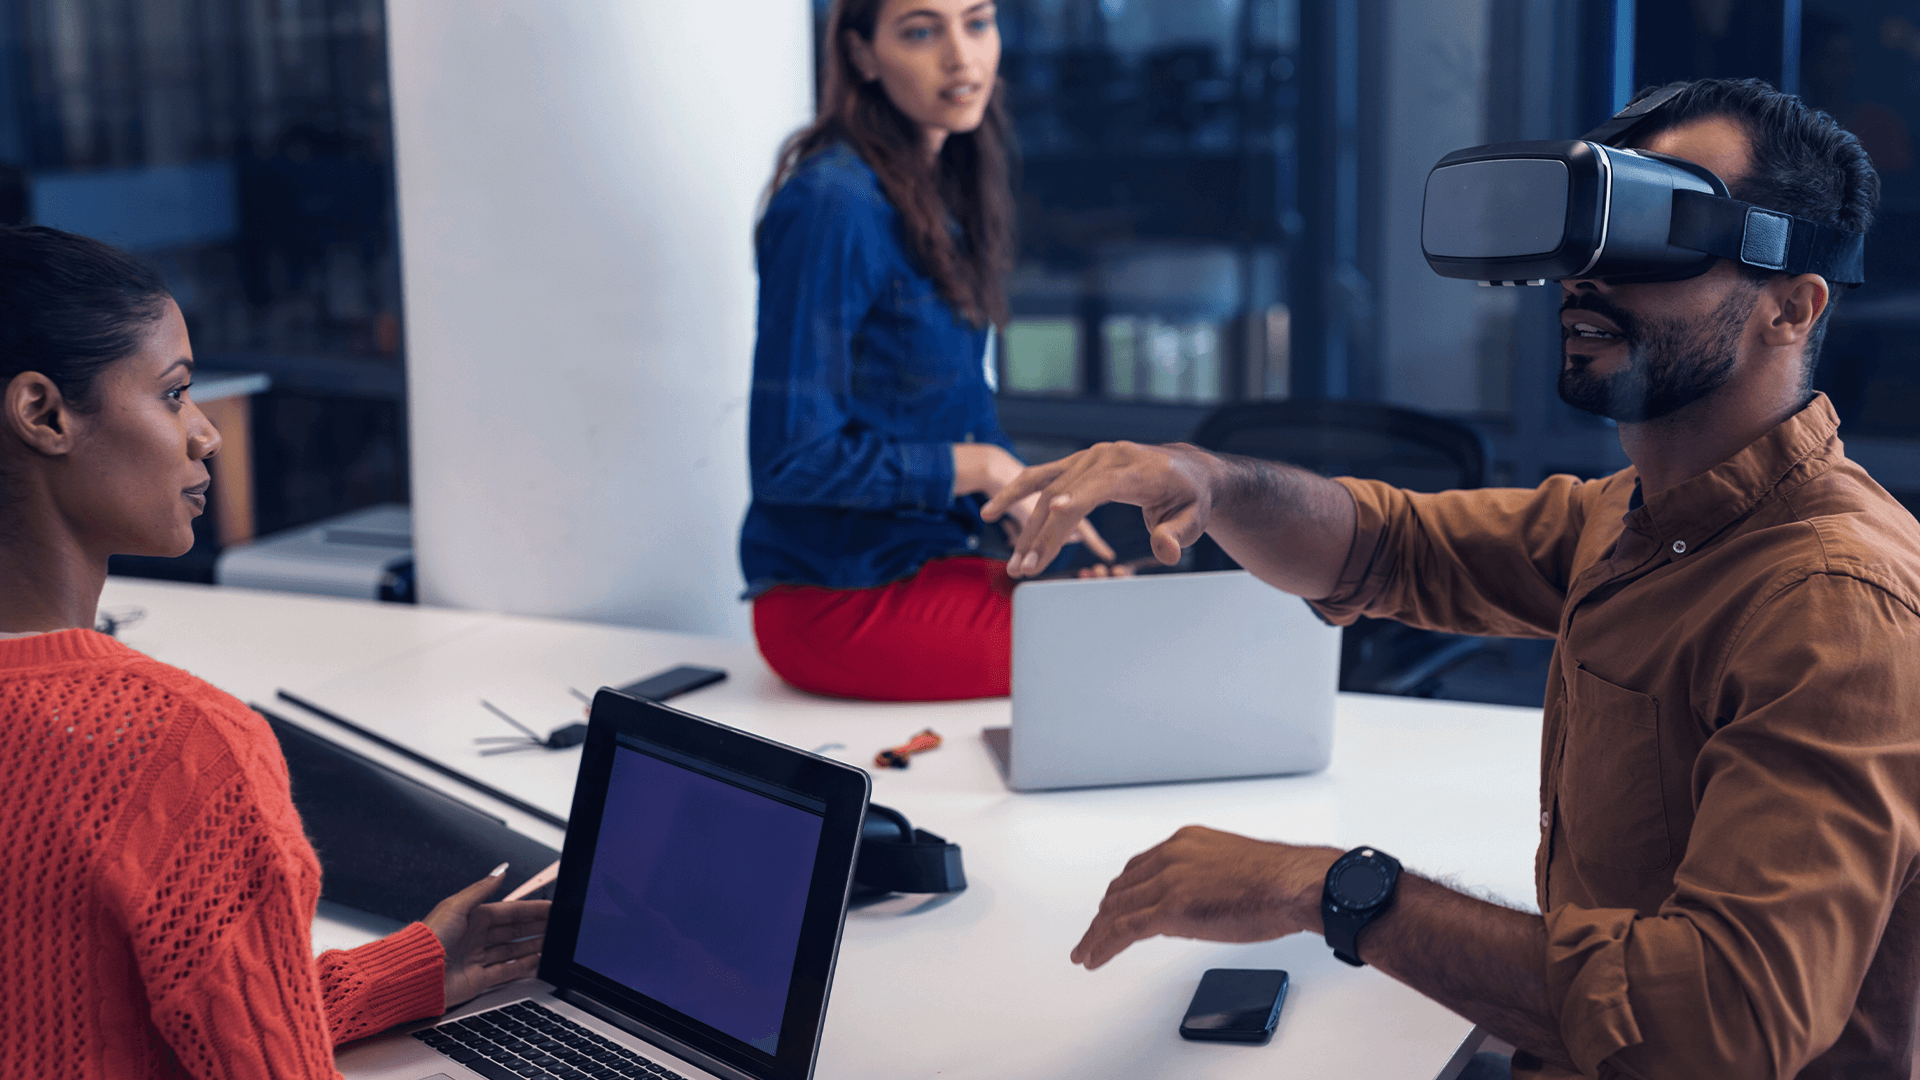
543, 696, 866, 1080
573, 740, 824, 1055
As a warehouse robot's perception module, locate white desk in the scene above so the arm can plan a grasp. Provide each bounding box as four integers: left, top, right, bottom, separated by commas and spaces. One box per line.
96, 577, 1544, 1080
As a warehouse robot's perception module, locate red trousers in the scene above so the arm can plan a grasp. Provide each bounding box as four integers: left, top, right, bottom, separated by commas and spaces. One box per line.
752, 557, 1013, 701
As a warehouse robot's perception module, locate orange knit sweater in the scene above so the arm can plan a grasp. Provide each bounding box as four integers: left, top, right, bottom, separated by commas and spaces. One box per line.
0, 629, 447, 1078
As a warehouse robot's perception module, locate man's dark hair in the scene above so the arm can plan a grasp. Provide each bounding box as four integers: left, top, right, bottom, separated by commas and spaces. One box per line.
0, 225, 171, 412
1623, 77, 1880, 378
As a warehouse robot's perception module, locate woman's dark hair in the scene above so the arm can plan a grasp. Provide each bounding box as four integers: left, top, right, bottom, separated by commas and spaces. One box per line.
765, 0, 1015, 328
1624, 78, 1880, 373
0, 225, 172, 411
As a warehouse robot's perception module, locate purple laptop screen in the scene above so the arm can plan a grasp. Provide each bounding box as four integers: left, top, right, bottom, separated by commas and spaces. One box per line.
574, 745, 824, 1055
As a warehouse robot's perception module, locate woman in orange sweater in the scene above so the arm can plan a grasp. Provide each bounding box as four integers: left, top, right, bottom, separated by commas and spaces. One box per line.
0, 225, 549, 1078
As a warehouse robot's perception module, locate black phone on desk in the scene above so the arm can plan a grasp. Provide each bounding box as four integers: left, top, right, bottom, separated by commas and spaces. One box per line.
616, 664, 726, 702
1179, 968, 1289, 1044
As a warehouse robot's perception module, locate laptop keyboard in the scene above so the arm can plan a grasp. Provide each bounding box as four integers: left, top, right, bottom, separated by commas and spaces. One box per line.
413, 1000, 691, 1080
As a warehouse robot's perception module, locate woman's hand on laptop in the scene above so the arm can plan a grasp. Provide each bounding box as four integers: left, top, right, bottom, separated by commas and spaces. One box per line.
985, 442, 1218, 579
425, 863, 554, 1009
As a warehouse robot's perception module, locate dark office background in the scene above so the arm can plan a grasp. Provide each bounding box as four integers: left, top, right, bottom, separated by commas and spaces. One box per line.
0, 0, 408, 582
4, 1, 1912, 703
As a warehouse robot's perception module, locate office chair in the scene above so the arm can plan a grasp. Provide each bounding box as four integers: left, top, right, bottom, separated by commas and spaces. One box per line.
1187, 399, 1494, 698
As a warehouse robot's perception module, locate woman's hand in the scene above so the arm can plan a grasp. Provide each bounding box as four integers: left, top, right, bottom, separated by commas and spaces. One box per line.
954, 443, 1116, 564
424, 865, 553, 1010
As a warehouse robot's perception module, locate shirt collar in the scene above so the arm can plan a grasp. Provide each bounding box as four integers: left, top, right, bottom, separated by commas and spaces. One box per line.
1625, 392, 1843, 553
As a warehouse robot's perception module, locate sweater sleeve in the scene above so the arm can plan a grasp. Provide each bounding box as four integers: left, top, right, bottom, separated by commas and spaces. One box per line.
748, 164, 958, 512
318, 923, 447, 1045
101, 697, 444, 1077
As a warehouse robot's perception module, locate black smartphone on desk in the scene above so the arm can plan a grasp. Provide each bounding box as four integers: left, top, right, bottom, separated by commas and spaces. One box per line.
1179, 968, 1289, 1044
617, 664, 726, 703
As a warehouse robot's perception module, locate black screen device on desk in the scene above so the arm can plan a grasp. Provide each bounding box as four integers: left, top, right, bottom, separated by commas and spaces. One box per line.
618, 665, 727, 702
1179, 968, 1289, 1044
257, 704, 560, 922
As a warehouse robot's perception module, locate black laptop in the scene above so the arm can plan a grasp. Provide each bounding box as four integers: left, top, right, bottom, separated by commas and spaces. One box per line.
336, 689, 871, 1080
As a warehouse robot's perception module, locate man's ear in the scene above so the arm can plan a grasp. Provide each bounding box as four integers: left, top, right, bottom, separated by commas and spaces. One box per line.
3, 371, 79, 457
1760, 273, 1831, 348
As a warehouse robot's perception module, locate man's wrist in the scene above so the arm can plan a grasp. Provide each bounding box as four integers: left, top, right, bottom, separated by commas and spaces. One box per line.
1278, 844, 1342, 936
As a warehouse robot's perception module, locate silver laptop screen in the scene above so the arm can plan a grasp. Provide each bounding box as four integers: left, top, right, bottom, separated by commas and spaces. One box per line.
574, 742, 825, 1055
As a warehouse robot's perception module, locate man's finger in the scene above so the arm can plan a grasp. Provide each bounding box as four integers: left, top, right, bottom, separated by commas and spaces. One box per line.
1147, 505, 1208, 565
1011, 488, 1101, 577
981, 458, 1072, 520
1072, 908, 1162, 970
1075, 520, 1117, 563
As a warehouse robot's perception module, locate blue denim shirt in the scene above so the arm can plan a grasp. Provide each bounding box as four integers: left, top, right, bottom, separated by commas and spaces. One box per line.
739, 145, 1016, 595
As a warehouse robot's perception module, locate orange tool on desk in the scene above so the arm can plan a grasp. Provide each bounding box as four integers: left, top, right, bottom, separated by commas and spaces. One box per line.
875, 728, 942, 769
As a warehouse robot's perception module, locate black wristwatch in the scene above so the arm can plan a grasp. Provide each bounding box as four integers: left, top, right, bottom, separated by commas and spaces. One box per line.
1321, 846, 1402, 967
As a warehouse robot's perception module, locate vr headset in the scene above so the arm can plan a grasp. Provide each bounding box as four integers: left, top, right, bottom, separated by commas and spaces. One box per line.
1421, 83, 1866, 287
853, 803, 967, 897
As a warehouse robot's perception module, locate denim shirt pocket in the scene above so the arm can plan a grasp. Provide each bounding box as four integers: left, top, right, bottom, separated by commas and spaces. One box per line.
1559, 663, 1673, 873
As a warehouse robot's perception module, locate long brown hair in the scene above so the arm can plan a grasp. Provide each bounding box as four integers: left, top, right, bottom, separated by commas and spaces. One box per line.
765, 0, 1015, 328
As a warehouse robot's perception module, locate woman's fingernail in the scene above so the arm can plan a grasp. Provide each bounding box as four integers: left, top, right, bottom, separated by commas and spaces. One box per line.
490, 862, 509, 877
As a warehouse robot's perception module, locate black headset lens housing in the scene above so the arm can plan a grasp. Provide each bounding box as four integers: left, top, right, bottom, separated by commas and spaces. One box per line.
1423, 141, 1736, 286
1419, 85, 1867, 289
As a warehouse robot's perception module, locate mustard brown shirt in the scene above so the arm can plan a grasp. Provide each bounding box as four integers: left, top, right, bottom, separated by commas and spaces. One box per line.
1310, 395, 1920, 1079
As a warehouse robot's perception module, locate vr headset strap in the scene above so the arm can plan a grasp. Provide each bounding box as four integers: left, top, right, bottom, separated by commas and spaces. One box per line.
1582, 83, 1689, 146
854, 803, 967, 895
1670, 190, 1866, 286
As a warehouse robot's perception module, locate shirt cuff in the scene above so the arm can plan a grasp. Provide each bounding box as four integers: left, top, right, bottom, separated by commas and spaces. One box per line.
1305, 477, 1384, 624
332, 922, 447, 1031
897, 440, 957, 511
1542, 904, 1646, 1075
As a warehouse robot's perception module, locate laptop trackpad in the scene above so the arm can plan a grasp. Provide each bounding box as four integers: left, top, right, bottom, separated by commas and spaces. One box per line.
982, 727, 1012, 778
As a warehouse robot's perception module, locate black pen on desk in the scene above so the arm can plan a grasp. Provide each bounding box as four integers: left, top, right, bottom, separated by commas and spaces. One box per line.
477, 699, 590, 754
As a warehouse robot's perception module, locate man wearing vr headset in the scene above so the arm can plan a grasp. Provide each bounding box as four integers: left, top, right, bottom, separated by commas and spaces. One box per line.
984, 78, 1918, 1079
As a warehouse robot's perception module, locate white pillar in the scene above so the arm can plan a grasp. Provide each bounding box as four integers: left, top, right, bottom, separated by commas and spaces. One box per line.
387, 2, 812, 638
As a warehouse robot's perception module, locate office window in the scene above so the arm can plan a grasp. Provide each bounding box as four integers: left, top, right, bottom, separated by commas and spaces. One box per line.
0, 0, 408, 578
1797, 4, 1920, 512
997, 0, 1297, 418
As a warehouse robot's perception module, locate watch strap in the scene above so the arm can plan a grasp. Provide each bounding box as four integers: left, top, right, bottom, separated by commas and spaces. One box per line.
1324, 909, 1367, 967
1321, 846, 1402, 968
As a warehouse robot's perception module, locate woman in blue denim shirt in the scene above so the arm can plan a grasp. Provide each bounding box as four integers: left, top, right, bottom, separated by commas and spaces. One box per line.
743, 0, 1113, 701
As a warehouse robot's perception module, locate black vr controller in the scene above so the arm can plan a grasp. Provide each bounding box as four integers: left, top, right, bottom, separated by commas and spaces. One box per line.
1422, 83, 1866, 287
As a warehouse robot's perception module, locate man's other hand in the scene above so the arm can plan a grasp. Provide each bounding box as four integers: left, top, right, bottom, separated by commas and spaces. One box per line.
1069, 826, 1339, 970
982, 441, 1221, 578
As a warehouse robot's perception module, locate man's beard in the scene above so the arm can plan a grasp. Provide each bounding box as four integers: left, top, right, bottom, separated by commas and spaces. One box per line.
1557, 285, 1757, 423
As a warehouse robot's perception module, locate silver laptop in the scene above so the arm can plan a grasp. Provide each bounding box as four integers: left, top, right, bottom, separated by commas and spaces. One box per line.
984, 569, 1341, 791
339, 689, 870, 1080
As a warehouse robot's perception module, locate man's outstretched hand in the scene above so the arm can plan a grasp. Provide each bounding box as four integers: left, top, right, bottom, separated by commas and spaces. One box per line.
425, 865, 553, 1009
1070, 826, 1339, 970
982, 442, 1222, 578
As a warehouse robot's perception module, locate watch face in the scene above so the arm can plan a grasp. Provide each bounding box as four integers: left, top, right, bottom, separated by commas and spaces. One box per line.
1330, 861, 1389, 907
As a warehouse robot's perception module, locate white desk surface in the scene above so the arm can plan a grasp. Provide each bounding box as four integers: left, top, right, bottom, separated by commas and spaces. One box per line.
97, 576, 1545, 1080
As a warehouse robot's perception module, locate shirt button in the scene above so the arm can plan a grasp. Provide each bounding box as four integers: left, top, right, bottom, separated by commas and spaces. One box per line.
1540, 811, 1551, 829
966, 535, 980, 550
1671, 540, 1687, 554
